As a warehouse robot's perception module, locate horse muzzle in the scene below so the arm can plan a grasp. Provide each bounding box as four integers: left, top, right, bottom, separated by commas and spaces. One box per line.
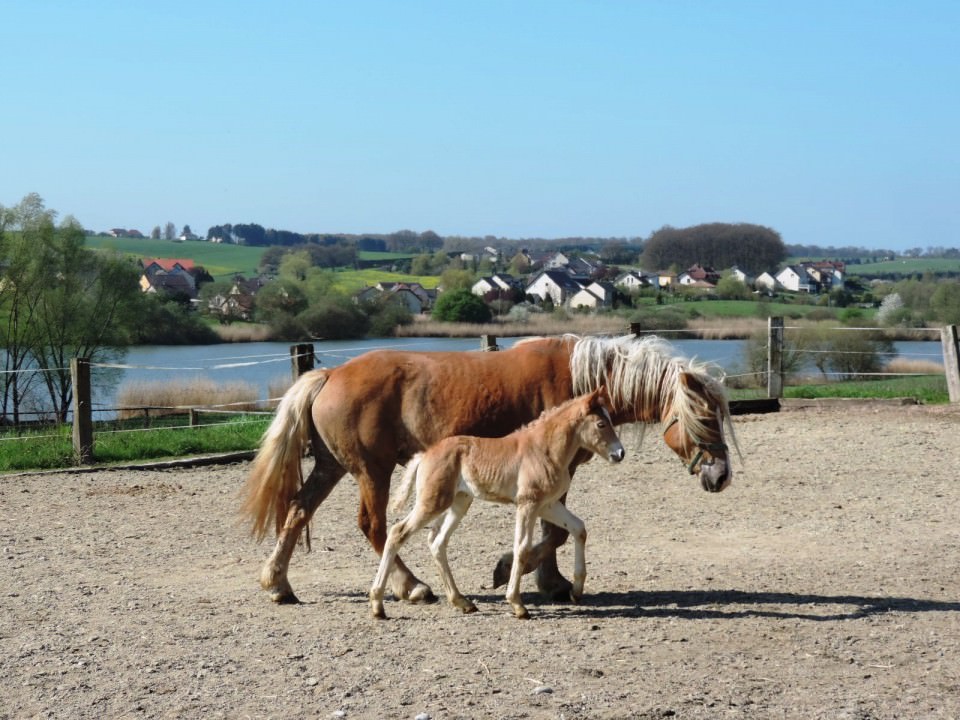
699, 458, 731, 493
608, 444, 625, 463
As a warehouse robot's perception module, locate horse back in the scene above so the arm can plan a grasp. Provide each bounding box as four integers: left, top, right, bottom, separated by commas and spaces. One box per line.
313, 340, 576, 470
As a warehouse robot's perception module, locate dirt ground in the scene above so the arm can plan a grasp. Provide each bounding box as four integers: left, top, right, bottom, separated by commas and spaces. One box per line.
2, 401, 960, 720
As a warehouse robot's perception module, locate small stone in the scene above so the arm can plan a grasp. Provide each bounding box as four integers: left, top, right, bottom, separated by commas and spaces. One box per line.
532, 686, 553, 695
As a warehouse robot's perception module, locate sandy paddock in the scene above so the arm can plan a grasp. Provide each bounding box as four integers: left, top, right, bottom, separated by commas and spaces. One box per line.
2, 402, 960, 719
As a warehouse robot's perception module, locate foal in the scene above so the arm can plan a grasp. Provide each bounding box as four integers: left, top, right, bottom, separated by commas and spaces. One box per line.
369, 386, 625, 619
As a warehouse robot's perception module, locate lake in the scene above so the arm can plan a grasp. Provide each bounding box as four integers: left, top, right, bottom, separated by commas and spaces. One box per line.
91, 335, 945, 411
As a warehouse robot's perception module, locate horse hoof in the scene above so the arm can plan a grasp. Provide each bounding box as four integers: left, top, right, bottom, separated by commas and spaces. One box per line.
536, 574, 573, 602
569, 591, 582, 605
492, 557, 512, 589
462, 603, 478, 614
407, 584, 438, 605
513, 607, 530, 620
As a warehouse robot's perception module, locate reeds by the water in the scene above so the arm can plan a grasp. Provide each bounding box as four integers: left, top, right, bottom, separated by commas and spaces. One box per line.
116, 378, 261, 419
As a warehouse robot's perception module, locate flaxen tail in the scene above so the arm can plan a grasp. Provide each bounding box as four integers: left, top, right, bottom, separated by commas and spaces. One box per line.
390, 453, 423, 514
240, 369, 330, 542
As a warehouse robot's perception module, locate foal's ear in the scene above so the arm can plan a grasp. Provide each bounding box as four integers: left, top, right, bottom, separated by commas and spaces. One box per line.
590, 385, 609, 408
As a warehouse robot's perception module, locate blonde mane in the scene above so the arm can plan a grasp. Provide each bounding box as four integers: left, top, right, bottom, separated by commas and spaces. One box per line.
569, 334, 739, 455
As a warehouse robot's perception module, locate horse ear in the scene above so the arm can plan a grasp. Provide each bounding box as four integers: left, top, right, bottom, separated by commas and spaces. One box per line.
679, 371, 705, 395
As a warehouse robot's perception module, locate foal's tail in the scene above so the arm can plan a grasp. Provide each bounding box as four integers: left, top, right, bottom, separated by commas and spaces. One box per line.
390, 453, 422, 514
241, 369, 330, 542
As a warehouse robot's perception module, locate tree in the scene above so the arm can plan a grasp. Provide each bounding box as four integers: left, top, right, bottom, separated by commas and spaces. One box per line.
163, 222, 176, 240
0, 195, 143, 421
640, 223, 786, 276
150, 226, 161, 240
715, 276, 752, 300
432, 289, 492, 323
930, 281, 960, 325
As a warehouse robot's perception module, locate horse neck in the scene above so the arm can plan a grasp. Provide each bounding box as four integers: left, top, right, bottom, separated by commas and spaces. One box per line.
526, 407, 585, 470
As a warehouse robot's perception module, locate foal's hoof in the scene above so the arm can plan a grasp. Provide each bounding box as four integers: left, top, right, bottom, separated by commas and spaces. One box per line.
268, 589, 301, 605
455, 599, 478, 614
513, 606, 530, 620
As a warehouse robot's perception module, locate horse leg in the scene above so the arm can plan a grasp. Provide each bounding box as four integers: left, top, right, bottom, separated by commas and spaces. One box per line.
356, 471, 437, 604
537, 501, 587, 602
506, 504, 539, 619
260, 446, 345, 604
427, 492, 477, 614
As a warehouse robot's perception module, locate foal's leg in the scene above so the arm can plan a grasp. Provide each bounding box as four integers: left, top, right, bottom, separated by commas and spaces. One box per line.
506, 503, 540, 619
492, 496, 574, 601
369, 502, 441, 619
356, 468, 436, 604
426, 492, 477, 614
261, 444, 345, 603
537, 501, 587, 602
495, 460, 592, 599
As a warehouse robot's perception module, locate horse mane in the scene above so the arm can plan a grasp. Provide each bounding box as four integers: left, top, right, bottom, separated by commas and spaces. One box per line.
569, 334, 739, 455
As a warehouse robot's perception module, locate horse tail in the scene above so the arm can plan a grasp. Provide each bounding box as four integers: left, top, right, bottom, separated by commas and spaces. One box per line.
390, 453, 422, 514
241, 369, 330, 542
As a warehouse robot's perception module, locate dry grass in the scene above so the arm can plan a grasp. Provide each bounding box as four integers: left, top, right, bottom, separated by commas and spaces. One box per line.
116, 378, 261, 419
396, 314, 635, 338
212, 323, 274, 342
265, 375, 293, 409
396, 314, 770, 340
884, 357, 945, 374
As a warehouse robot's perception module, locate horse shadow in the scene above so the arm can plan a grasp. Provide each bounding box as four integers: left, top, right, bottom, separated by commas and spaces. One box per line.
521, 588, 960, 622
319, 588, 960, 622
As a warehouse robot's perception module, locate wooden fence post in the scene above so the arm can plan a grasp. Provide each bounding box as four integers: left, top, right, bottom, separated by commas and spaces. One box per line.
480, 335, 499, 351
71, 357, 94, 464
942, 325, 960, 403
290, 343, 316, 382
767, 316, 784, 399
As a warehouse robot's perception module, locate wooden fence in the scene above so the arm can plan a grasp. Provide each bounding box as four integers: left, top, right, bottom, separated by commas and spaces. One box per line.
68, 322, 960, 462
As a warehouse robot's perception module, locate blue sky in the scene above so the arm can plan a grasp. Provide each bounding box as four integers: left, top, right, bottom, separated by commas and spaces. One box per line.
4, 1, 957, 251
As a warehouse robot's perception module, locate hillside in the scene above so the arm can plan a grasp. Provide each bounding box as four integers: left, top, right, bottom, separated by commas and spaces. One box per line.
86, 236, 265, 277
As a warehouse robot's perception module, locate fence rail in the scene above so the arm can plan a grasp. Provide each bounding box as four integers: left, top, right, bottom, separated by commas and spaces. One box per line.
3, 321, 958, 466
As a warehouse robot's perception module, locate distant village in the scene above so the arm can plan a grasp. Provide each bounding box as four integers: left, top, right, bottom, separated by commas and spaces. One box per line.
132, 237, 847, 322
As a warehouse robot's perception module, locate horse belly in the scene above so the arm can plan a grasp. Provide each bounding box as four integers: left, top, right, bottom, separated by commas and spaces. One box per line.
459, 462, 517, 505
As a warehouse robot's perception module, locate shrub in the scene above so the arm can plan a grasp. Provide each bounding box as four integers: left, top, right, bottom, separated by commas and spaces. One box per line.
432, 289, 492, 323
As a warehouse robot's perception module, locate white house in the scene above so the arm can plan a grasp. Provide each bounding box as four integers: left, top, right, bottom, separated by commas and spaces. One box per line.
471, 273, 516, 297
568, 287, 603, 309
614, 270, 651, 292
729, 266, 752, 285
755, 272, 778, 292
568, 281, 615, 309
524, 270, 583, 305
775, 266, 814, 293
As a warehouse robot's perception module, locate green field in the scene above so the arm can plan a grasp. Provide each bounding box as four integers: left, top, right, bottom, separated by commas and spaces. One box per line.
842, 257, 960, 276
86, 236, 266, 277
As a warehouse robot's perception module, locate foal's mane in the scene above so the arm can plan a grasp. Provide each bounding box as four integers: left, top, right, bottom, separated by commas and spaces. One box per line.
568, 334, 737, 452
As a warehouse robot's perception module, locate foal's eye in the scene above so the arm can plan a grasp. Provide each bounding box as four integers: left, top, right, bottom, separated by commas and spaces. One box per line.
596, 420, 607, 428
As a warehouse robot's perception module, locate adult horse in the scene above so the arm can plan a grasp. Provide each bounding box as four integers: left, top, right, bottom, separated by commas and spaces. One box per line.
242, 334, 736, 605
